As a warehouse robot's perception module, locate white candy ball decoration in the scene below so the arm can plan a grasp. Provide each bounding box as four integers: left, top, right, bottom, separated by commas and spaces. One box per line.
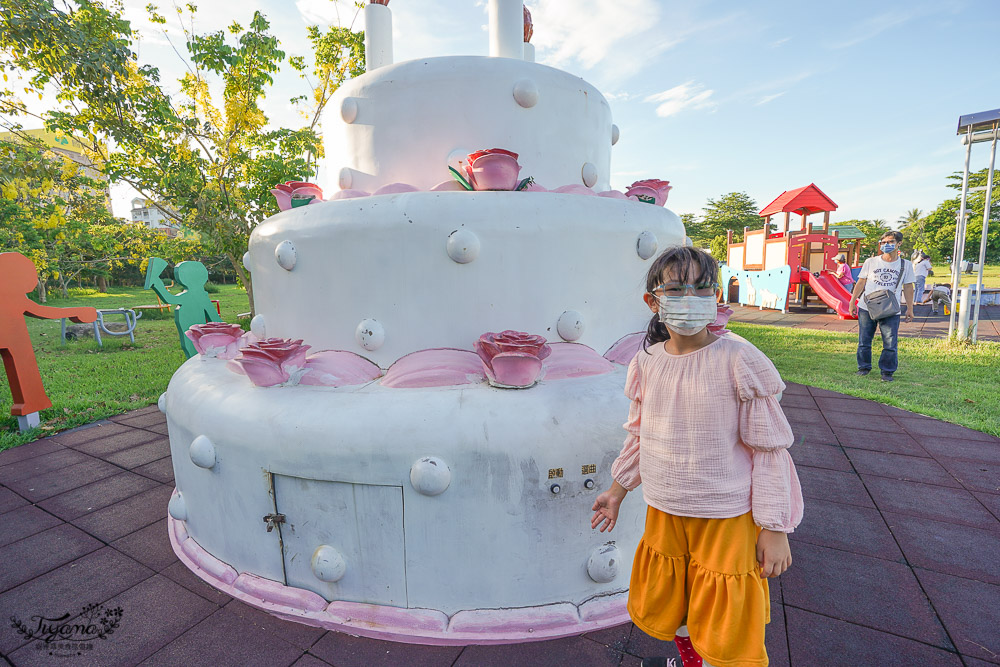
587, 544, 620, 583
274, 240, 297, 271
446, 229, 481, 264
512, 79, 539, 108
684, 236, 694, 248
410, 457, 452, 496
157, 392, 167, 413
168, 492, 188, 521
611, 124, 620, 146
637, 231, 659, 260
581, 162, 598, 188
242, 251, 252, 272
311, 545, 347, 583
356, 319, 385, 351
250, 314, 266, 339
338, 167, 354, 190
340, 97, 359, 124
557, 310, 585, 341
189, 435, 217, 470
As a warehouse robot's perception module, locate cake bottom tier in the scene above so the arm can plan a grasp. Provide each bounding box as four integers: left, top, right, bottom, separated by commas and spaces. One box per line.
162, 356, 646, 643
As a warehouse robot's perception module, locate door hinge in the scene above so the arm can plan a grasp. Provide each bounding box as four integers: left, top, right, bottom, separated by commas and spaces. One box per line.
263, 513, 286, 532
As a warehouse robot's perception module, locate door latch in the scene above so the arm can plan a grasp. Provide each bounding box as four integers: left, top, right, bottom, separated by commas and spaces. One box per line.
263, 513, 286, 532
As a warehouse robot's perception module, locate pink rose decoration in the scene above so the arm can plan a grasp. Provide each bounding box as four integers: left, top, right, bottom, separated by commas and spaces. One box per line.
270, 181, 324, 211
707, 304, 734, 336
185, 322, 247, 360
625, 179, 672, 206
233, 337, 312, 387
475, 330, 552, 388
465, 149, 522, 191
523, 5, 533, 43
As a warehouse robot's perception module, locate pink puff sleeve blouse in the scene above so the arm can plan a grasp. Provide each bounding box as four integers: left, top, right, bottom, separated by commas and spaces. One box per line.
610, 335, 804, 532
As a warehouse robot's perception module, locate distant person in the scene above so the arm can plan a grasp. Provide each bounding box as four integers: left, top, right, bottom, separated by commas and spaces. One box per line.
922, 283, 952, 316
912, 252, 933, 303
849, 231, 915, 382
834, 254, 854, 291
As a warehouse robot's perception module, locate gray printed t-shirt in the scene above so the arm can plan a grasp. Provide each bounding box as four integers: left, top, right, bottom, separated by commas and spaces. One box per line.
857, 255, 916, 312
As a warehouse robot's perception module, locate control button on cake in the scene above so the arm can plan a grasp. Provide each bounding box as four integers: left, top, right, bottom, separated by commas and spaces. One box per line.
189, 435, 217, 470
446, 229, 481, 264
168, 491, 188, 521
356, 318, 385, 351
512, 78, 539, 108
587, 544, 620, 583
581, 162, 598, 188
584, 479, 595, 490
250, 314, 266, 339
275, 240, 297, 271
550, 483, 561, 494
341, 97, 360, 124
556, 310, 585, 341
410, 456, 452, 496
311, 545, 348, 582
636, 231, 659, 260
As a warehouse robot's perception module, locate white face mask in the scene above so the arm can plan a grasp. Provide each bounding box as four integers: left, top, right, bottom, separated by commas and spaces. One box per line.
657, 295, 717, 336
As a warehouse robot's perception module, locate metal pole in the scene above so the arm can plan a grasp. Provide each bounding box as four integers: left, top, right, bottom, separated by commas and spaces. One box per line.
949, 127, 974, 338
971, 126, 998, 343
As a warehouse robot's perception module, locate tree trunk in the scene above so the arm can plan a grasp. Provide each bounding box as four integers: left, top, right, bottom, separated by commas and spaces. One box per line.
97, 275, 108, 293
36, 273, 47, 303
58, 272, 69, 299
228, 252, 255, 317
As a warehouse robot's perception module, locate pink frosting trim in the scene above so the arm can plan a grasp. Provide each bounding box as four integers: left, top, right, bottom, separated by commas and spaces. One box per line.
381, 348, 485, 388
319, 183, 644, 200
167, 512, 629, 645
604, 332, 646, 365
299, 350, 383, 387
543, 343, 615, 380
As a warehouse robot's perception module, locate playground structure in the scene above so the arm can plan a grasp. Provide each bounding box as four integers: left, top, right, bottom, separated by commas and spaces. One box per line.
723, 184, 859, 320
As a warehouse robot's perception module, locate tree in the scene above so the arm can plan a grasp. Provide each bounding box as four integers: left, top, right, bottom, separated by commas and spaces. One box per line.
0, 0, 365, 313
897, 208, 931, 257
700, 192, 760, 243
709, 234, 728, 262
850, 219, 891, 259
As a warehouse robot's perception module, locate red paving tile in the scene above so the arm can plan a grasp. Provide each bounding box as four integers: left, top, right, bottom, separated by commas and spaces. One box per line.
0, 396, 997, 666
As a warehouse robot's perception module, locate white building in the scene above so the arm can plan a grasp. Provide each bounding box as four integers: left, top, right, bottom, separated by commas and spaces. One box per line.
130, 197, 180, 236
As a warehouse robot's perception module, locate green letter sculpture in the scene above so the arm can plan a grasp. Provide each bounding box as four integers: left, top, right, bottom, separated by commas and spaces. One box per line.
144, 257, 221, 358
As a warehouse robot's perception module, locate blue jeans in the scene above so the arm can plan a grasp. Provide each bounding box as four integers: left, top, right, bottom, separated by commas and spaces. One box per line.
857, 309, 899, 375
914, 275, 926, 302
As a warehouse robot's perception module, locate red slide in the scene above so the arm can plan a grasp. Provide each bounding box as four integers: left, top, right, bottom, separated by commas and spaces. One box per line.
801, 270, 857, 320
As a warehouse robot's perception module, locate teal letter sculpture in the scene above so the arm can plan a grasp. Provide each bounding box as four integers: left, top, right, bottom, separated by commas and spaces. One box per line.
144, 258, 221, 358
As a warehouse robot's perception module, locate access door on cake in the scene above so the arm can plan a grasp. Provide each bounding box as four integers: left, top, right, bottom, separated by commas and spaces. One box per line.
272, 475, 407, 606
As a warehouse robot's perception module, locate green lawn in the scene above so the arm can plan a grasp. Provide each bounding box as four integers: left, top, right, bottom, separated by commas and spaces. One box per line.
0, 284, 251, 450
929, 263, 999, 288
729, 322, 1000, 437
2, 288, 997, 450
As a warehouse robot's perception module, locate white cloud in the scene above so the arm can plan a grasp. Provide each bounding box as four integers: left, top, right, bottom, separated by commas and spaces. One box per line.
755, 92, 785, 106
829, 9, 920, 49
644, 82, 716, 118
769, 37, 791, 48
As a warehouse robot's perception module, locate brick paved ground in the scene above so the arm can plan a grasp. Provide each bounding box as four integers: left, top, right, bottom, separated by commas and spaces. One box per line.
728, 302, 1000, 341
1, 392, 998, 666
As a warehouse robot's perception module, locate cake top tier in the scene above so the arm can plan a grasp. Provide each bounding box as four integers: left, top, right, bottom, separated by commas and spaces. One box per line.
321, 56, 616, 195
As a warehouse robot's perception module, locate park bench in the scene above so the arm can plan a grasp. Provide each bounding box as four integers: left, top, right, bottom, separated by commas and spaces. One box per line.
61, 308, 141, 346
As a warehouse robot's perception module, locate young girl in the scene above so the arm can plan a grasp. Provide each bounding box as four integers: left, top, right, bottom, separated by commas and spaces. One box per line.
591, 246, 803, 667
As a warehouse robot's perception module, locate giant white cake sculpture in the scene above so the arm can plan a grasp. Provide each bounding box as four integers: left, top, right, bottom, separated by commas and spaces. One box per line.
163, 0, 686, 646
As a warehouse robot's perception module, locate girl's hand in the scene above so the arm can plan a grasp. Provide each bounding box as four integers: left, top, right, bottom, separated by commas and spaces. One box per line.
591, 482, 628, 533
756, 529, 792, 578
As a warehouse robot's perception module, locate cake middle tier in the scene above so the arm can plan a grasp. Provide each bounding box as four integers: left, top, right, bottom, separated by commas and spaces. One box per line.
249, 191, 685, 367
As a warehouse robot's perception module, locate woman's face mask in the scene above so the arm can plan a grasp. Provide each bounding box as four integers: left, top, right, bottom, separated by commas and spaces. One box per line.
657, 294, 717, 336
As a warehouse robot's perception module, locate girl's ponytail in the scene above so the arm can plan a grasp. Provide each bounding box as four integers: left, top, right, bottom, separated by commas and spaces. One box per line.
643, 312, 670, 351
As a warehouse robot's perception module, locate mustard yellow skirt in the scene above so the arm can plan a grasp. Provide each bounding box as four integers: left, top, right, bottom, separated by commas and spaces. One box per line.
628, 508, 770, 667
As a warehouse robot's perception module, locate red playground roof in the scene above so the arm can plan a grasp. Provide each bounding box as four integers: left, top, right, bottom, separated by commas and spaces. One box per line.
759, 183, 838, 217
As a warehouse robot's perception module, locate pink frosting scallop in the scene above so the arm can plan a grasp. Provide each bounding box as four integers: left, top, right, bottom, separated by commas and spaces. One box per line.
430, 180, 467, 191
521, 182, 549, 192
373, 183, 420, 196
330, 189, 371, 200
381, 348, 485, 388
604, 332, 646, 365
542, 343, 616, 380
551, 184, 597, 196
299, 350, 383, 387
597, 190, 628, 199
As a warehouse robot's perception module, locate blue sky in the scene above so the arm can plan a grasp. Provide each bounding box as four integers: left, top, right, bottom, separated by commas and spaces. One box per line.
102, 0, 1000, 225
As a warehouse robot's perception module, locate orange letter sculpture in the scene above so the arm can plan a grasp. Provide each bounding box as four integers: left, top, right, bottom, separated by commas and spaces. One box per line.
0, 253, 97, 431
